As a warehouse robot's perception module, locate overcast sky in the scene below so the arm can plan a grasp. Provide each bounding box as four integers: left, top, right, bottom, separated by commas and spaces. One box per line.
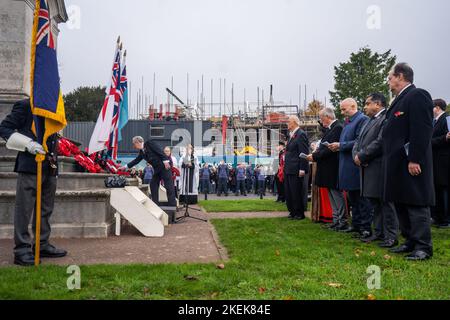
58, 0, 450, 114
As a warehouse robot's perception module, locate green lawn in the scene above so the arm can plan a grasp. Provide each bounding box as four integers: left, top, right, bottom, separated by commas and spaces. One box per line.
199, 199, 289, 212
0, 218, 449, 300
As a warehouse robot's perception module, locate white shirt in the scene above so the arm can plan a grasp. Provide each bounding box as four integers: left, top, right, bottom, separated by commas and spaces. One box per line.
374, 108, 386, 119
435, 112, 446, 122
290, 127, 300, 139
328, 120, 338, 129
396, 83, 412, 98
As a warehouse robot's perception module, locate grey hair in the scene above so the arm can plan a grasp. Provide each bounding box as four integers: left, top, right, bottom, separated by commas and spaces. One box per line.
288, 116, 301, 127
319, 108, 336, 120
132, 136, 145, 144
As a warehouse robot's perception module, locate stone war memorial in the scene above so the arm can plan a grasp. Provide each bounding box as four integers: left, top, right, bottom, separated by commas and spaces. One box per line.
0, 0, 449, 307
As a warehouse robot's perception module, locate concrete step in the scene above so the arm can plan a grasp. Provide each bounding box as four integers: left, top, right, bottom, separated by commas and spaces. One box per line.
0, 189, 114, 239
0, 140, 17, 157
0, 172, 115, 190
0, 185, 149, 239
0, 156, 80, 173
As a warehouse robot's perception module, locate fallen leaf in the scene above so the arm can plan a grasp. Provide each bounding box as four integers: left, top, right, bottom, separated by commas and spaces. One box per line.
211, 292, 219, 298
367, 294, 376, 300
184, 275, 199, 281
283, 296, 294, 300
216, 264, 225, 270
275, 250, 281, 256
327, 282, 343, 288
370, 251, 376, 256
143, 287, 150, 295
259, 287, 266, 294
384, 255, 392, 260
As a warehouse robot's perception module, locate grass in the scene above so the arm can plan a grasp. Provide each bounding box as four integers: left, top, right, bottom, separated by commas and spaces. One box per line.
199, 199, 288, 212
0, 218, 449, 300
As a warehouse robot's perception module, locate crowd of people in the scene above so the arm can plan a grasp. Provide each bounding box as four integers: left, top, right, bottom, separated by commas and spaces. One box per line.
124, 63, 448, 261
303, 63, 449, 261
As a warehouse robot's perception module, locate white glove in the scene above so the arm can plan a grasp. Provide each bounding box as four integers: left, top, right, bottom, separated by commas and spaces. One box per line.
26, 141, 46, 155
6, 133, 46, 155
119, 166, 128, 171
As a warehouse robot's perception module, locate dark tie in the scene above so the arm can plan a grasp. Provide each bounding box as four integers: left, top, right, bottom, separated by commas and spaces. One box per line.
433, 119, 437, 127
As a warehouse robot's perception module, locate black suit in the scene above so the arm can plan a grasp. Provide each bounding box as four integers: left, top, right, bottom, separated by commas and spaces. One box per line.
431, 113, 450, 225
0, 99, 58, 175
127, 140, 176, 210
353, 110, 399, 241
284, 128, 310, 218
382, 85, 434, 255
313, 121, 343, 189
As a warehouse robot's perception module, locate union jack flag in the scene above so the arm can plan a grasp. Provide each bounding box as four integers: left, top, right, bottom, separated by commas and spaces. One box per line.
36, 0, 55, 49
106, 49, 123, 159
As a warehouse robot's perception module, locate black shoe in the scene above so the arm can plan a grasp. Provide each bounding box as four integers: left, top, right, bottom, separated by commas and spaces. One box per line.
389, 244, 414, 254
405, 250, 432, 261
334, 223, 349, 232
293, 216, 306, 221
35, 244, 68, 258
339, 226, 360, 233
378, 239, 399, 248
438, 223, 450, 229
359, 231, 375, 242
14, 253, 37, 267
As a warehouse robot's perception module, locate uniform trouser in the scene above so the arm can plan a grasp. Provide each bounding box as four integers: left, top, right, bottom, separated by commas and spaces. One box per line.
347, 190, 373, 231
245, 179, 253, 193
368, 198, 399, 241
236, 180, 246, 195
275, 177, 285, 201
150, 169, 176, 209
285, 175, 305, 218
327, 188, 347, 225
432, 185, 449, 225
395, 204, 433, 255
14, 173, 57, 256
217, 178, 228, 195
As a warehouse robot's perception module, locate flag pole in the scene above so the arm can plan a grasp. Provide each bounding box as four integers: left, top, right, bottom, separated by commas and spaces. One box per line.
34, 154, 45, 266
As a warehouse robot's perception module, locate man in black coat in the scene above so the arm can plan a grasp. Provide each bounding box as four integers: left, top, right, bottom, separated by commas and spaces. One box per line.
0, 99, 67, 266
431, 99, 450, 228
121, 136, 177, 223
353, 93, 399, 247
307, 108, 346, 230
382, 63, 435, 261
284, 116, 310, 220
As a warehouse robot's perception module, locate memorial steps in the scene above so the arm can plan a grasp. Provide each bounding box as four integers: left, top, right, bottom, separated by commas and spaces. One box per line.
0, 141, 148, 239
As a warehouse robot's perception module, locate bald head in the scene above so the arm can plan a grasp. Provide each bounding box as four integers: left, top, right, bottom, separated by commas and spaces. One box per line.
340, 98, 358, 117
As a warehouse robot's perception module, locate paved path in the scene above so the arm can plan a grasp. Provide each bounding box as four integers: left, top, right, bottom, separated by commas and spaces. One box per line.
0, 206, 307, 267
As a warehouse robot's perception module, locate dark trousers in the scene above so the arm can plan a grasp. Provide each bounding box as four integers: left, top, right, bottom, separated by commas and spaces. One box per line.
395, 204, 433, 255
245, 178, 253, 193
275, 176, 285, 201
258, 180, 266, 196
347, 190, 373, 232
368, 198, 399, 241
200, 179, 210, 194
285, 174, 305, 218
217, 178, 228, 195
432, 186, 449, 225
14, 173, 57, 256
236, 180, 247, 195
150, 169, 176, 209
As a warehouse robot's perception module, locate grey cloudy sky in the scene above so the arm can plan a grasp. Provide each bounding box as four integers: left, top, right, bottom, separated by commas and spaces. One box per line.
58, 0, 450, 113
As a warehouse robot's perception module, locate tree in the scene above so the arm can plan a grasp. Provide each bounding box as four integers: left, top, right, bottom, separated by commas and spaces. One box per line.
64, 86, 107, 122
329, 47, 396, 119
447, 104, 450, 113
305, 99, 325, 117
